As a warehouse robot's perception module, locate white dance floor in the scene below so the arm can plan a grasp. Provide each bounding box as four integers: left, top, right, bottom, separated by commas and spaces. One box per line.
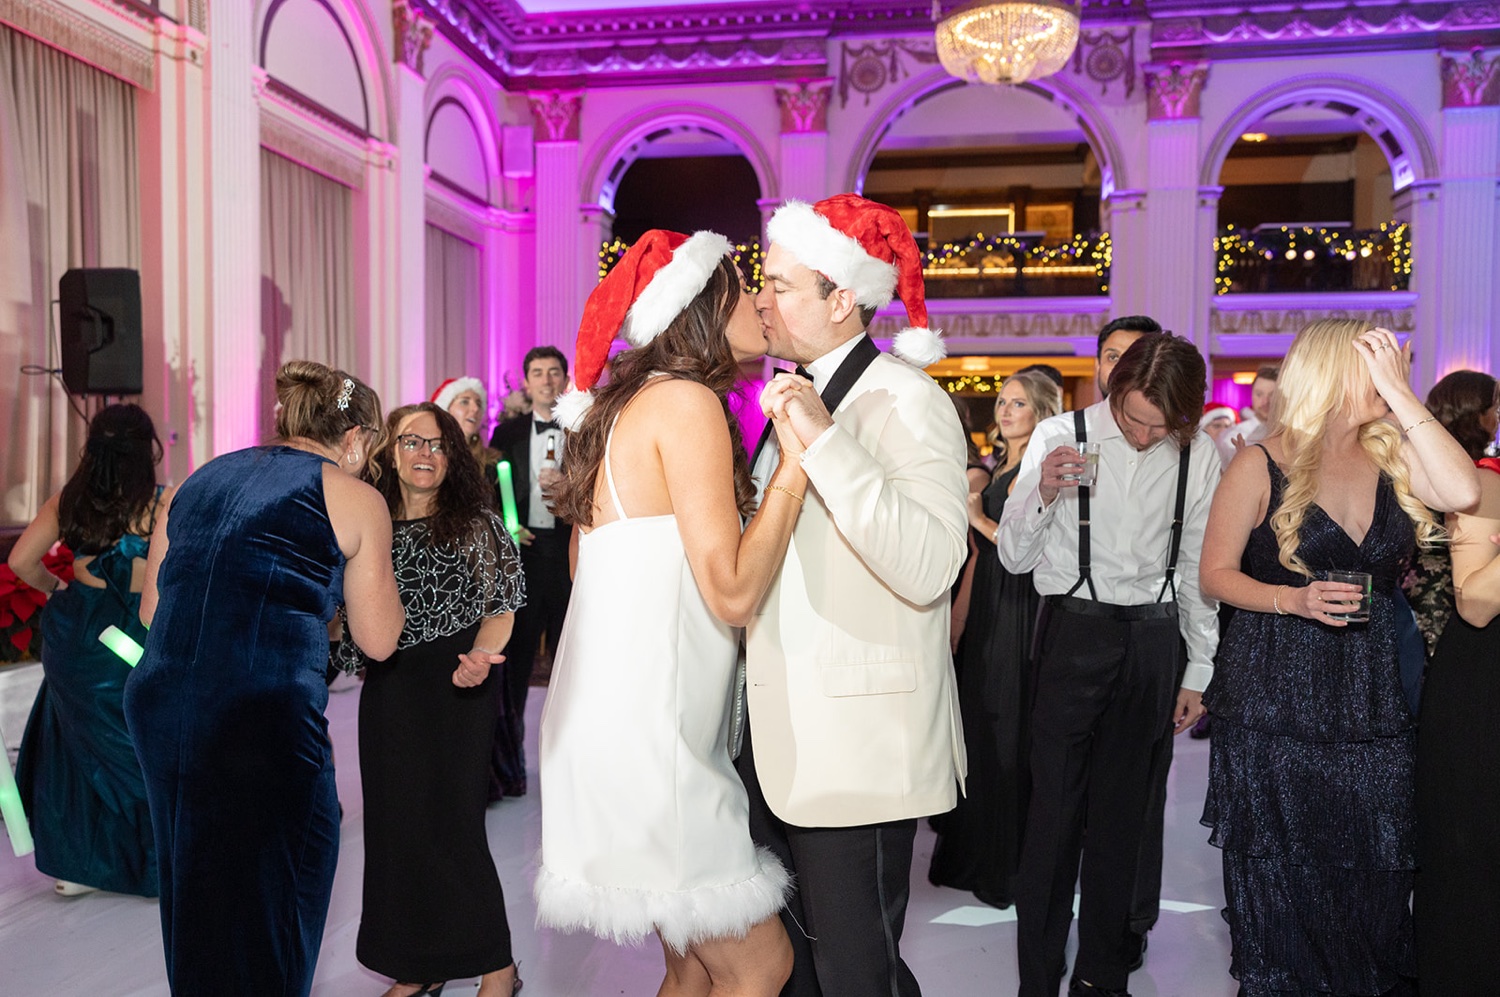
0, 674, 1238, 995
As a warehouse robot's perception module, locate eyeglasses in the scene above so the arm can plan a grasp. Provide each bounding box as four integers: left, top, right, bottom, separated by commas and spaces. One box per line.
396, 434, 445, 455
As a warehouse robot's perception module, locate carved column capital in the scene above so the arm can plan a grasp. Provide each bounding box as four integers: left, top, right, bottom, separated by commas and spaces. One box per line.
1442, 48, 1500, 108
392, 0, 434, 77
1144, 60, 1209, 121
774, 78, 834, 134
528, 91, 583, 143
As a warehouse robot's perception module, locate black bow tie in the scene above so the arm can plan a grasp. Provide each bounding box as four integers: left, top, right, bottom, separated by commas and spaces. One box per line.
534, 419, 559, 434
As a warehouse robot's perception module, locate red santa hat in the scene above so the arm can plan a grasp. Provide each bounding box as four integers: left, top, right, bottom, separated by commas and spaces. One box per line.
430, 376, 486, 412
1200, 402, 1238, 429
553, 228, 734, 431
765, 193, 944, 366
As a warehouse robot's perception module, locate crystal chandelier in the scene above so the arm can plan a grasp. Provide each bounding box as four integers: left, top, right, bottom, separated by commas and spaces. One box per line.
934, 1, 1082, 86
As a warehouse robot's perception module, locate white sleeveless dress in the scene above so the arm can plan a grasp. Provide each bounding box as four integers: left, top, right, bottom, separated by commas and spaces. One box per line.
535, 417, 789, 953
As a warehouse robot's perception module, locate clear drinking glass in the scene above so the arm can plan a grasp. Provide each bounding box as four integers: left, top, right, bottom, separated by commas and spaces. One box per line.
1076, 441, 1102, 488
1323, 570, 1373, 623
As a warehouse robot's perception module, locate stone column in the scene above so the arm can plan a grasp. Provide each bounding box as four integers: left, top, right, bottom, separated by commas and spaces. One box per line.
1143, 61, 1211, 359
1437, 49, 1500, 377
206, 3, 262, 457
530, 91, 584, 353
393, 0, 434, 403
137, 18, 210, 483
774, 79, 832, 205
487, 208, 536, 407
1396, 180, 1443, 391
1101, 188, 1147, 320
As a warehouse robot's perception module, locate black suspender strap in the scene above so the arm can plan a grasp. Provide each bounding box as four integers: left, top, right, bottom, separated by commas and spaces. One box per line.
1064, 408, 1099, 601
1157, 441, 1194, 602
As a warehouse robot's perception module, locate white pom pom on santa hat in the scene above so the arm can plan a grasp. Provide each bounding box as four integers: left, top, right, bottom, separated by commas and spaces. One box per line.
766, 194, 944, 367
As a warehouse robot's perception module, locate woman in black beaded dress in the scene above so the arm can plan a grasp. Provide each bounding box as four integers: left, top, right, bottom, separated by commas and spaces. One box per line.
929, 370, 1061, 908
339, 402, 526, 997
1198, 320, 1478, 995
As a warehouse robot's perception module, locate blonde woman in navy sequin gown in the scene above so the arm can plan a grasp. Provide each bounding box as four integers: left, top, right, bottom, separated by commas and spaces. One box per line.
1198, 321, 1478, 996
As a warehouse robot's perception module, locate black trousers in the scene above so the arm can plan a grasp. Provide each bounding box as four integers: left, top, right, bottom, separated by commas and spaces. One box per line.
737, 723, 921, 997
491, 528, 571, 795
1015, 599, 1184, 996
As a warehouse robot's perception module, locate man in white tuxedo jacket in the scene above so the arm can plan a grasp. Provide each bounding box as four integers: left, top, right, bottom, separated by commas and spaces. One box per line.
739, 194, 969, 997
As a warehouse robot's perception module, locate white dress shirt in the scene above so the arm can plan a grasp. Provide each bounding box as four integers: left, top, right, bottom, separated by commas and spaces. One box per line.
528, 416, 561, 530
750, 334, 866, 500
996, 400, 1222, 692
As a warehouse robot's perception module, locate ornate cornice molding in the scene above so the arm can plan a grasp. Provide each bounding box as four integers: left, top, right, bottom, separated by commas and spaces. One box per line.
1442, 46, 1500, 105
1152, 3, 1500, 61
1145, 60, 1208, 120
0, 0, 155, 89
527, 89, 581, 142
258, 87, 372, 190
1211, 291, 1417, 335
425, 184, 487, 243
775, 77, 833, 133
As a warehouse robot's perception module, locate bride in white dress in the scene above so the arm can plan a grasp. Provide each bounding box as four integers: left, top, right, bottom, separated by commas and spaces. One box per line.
536, 230, 808, 996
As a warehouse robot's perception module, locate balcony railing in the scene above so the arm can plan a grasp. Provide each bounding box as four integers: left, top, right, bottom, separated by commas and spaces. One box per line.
1214, 223, 1410, 295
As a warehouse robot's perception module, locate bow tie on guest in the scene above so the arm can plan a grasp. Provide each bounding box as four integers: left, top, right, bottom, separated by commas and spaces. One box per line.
534, 419, 560, 434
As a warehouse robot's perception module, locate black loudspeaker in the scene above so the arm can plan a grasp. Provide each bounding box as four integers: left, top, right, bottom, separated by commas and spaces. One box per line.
59, 268, 143, 395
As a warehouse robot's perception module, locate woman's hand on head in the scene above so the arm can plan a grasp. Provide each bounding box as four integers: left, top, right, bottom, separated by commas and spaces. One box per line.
1352, 327, 1415, 406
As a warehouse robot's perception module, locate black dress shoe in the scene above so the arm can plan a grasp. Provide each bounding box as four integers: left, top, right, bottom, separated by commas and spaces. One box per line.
1068, 976, 1131, 997
1121, 930, 1147, 972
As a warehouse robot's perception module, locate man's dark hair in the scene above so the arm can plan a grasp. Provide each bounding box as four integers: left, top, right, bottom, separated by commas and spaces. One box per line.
813, 273, 879, 330
1015, 363, 1064, 387
1255, 364, 1280, 382
524, 346, 568, 378
1106, 334, 1206, 448
1096, 315, 1164, 356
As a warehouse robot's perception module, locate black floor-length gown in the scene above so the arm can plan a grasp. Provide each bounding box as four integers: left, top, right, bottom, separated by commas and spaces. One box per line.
125, 447, 345, 996
929, 464, 1039, 908
1202, 446, 1416, 996
350, 513, 525, 983
1415, 588, 1500, 990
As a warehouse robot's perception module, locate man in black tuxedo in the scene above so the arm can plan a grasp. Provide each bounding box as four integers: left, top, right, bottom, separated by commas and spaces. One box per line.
488, 345, 571, 797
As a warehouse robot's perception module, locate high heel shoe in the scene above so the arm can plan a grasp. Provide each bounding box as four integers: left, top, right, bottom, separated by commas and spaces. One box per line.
54, 880, 98, 897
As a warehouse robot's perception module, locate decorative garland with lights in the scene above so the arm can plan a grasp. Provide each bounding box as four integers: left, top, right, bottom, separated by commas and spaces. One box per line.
1214, 223, 1411, 294
922, 232, 1111, 293
600, 237, 765, 288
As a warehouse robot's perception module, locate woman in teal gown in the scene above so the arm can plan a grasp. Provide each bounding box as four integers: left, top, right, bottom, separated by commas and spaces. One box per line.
11, 404, 170, 897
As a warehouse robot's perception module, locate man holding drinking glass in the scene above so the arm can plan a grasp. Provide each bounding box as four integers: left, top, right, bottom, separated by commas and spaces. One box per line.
997, 334, 1221, 997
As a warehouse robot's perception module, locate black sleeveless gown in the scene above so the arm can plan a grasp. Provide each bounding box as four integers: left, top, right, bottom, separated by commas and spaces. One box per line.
125, 447, 345, 996
928, 464, 1039, 908
1202, 446, 1416, 995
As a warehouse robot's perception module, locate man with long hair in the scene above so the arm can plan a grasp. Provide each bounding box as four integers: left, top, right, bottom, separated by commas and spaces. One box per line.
738, 194, 969, 997
997, 334, 1220, 997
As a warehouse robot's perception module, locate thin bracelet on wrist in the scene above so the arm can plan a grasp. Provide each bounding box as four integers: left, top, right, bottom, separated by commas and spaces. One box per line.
1402, 414, 1437, 434
767, 484, 804, 504
1273, 584, 1287, 616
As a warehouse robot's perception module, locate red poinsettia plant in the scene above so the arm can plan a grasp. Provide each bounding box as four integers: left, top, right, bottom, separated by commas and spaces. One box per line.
0, 544, 74, 661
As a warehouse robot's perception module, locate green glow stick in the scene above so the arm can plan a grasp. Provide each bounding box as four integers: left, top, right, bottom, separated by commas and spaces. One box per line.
496, 461, 521, 539
0, 743, 34, 857
98, 625, 144, 667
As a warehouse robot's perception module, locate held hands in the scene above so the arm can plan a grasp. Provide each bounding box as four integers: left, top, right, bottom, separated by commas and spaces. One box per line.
760, 373, 834, 454
1352, 327, 1416, 408
1172, 688, 1205, 735
453, 647, 504, 687
1282, 580, 1364, 627
1038, 445, 1085, 505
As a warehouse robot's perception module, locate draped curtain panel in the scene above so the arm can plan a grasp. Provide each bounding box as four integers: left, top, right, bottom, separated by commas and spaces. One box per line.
0, 24, 139, 524
424, 223, 485, 393
259, 148, 355, 438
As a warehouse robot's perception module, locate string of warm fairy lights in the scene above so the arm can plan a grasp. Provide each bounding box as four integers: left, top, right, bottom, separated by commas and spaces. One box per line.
1213, 222, 1411, 294
921, 233, 1112, 292
599, 238, 765, 288
940, 375, 1011, 394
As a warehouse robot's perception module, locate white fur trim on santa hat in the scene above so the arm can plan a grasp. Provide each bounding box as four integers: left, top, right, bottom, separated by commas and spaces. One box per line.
553, 386, 594, 432
622, 231, 734, 347
1200, 406, 1236, 429
891, 325, 946, 367
432, 376, 486, 412
766, 200, 899, 309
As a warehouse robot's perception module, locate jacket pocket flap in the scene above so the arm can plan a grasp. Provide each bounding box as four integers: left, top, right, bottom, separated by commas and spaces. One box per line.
821, 659, 917, 697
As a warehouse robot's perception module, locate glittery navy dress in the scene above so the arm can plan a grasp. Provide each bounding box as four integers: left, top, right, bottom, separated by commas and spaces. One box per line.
1202, 445, 1416, 995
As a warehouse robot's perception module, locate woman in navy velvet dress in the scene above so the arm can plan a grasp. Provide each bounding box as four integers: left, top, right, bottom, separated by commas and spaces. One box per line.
125, 361, 404, 996
10, 404, 171, 897
1199, 321, 1478, 996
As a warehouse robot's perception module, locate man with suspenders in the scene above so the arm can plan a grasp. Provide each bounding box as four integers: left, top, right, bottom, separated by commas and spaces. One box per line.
997, 334, 1221, 997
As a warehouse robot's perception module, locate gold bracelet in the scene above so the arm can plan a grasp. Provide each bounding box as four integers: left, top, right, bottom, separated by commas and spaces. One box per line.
767, 484, 804, 504
1402, 415, 1437, 434
1273, 584, 1287, 616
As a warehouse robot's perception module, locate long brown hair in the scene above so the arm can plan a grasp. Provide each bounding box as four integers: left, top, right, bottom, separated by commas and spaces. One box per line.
58, 403, 161, 554
555, 255, 755, 527
369, 403, 496, 547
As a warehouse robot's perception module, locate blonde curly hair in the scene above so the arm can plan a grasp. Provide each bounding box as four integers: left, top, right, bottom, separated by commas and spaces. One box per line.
1269, 319, 1441, 577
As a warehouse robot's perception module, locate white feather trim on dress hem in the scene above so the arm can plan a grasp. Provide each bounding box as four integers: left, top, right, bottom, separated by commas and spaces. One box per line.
534, 846, 792, 954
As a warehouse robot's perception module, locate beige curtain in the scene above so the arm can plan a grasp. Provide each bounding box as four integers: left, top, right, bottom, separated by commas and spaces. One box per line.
424, 223, 484, 387
0, 25, 139, 524
259, 148, 354, 435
